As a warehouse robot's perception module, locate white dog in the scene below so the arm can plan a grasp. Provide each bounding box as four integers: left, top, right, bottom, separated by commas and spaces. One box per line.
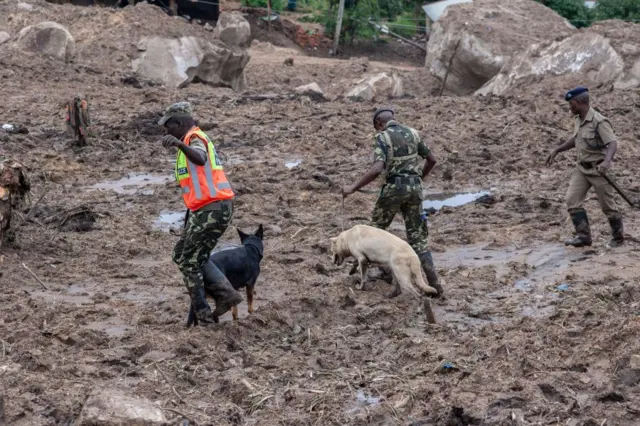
330, 224, 438, 298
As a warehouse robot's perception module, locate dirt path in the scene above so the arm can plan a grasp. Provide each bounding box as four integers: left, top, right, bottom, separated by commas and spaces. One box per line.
1, 1, 640, 425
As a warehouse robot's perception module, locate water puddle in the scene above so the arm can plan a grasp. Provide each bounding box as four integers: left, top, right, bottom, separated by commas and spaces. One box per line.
90, 173, 171, 195
346, 390, 381, 414
84, 320, 132, 338
152, 210, 185, 232
434, 243, 592, 320
285, 159, 302, 169
423, 190, 490, 211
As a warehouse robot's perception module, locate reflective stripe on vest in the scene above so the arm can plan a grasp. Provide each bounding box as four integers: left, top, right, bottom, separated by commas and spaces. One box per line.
175, 127, 234, 211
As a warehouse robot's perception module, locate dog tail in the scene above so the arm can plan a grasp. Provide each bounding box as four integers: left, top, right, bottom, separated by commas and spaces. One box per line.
410, 257, 438, 296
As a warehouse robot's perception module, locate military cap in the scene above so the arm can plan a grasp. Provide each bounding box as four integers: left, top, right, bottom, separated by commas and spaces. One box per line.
564, 86, 588, 101
372, 106, 395, 123
158, 101, 193, 126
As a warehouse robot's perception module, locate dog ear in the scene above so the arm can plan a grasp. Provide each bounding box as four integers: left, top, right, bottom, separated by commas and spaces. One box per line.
255, 224, 264, 239
329, 237, 337, 243
237, 228, 249, 242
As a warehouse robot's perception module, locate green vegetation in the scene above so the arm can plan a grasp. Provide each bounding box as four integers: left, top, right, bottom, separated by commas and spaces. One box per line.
248, 0, 640, 43
536, 0, 640, 28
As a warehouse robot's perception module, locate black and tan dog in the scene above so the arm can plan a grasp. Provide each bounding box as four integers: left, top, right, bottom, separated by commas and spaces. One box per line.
188, 225, 264, 325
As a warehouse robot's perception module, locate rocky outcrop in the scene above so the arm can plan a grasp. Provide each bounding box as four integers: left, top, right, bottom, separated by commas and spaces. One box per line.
77, 387, 167, 426
132, 36, 250, 91
213, 12, 251, 50
17, 21, 75, 61
425, 0, 574, 94
477, 33, 624, 96
346, 73, 404, 102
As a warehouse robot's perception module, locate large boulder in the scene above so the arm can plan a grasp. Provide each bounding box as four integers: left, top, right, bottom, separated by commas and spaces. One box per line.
77, 387, 166, 426
588, 20, 640, 90
17, 21, 75, 61
346, 72, 404, 102
425, 0, 574, 95
132, 36, 250, 91
213, 12, 251, 50
477, 33, 624, 96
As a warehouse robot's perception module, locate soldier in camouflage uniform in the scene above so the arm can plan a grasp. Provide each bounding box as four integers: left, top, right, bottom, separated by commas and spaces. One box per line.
342, 107, 443, 296
160, 102, 242, 324
546, 87, 624, 248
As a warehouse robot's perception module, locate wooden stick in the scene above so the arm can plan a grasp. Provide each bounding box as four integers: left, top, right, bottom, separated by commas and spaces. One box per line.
439, 39, 461, 97
332, 0, 346, 54
161, 407, 194, 424
22, 263, 48, 290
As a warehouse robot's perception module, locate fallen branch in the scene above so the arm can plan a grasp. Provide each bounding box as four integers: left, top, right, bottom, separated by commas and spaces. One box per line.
161, 407, 195, 424
439, 38, 461, 97
22, 263, 48, 290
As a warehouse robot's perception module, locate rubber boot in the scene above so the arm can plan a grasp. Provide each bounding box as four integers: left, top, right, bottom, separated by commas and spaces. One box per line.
607, 215, 624, 248
189, 286, 214, 325
420, 251, 443, 296
565, 209, 592, 247
201, 260, 243, 320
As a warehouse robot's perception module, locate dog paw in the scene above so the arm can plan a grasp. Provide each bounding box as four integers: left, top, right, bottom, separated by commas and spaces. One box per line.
354, 282, 365, 291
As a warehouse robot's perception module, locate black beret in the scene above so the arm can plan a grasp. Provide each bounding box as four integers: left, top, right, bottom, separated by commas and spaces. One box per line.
373, 106, 394, 123
565, 86, 588, 101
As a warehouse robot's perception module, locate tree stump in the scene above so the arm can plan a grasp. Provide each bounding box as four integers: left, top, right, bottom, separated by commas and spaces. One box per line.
0, 159, 31, 247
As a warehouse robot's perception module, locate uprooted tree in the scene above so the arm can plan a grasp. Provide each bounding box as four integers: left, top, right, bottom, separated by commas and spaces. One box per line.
0, 159, 31, 248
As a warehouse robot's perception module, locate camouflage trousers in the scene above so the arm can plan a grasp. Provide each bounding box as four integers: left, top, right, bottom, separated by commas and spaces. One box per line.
172, 199, 233, 294
370, 180, 428, 254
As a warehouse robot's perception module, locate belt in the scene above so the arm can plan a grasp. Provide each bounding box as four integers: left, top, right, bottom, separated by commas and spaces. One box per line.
386, 176, 422, 187
579, 160, 603, 169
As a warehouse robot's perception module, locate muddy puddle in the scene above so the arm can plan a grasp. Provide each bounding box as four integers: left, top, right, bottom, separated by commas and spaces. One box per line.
84, 320, 132, 338
152, 210, 185, 232
423, 190, 490, 211
434, 243, 593, 321
89, 173, 171, 195
346, 390, 381, 415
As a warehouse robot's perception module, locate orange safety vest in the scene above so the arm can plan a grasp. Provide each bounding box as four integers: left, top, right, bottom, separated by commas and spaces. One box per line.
175, 127, 234, 211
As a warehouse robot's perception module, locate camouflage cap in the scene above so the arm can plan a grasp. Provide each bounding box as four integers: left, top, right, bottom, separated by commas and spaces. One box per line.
158, 102, 193, 126
372, 106, 395, 123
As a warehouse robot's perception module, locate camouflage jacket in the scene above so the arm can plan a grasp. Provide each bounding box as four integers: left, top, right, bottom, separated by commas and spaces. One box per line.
373, 120, 431, 180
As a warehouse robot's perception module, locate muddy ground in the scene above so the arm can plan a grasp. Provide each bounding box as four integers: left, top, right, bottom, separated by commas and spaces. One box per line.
2, 1, 640, 425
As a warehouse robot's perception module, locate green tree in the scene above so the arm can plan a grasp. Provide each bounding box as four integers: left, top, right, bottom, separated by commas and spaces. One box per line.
537, 0, 594, 28
594, 0, 640, 21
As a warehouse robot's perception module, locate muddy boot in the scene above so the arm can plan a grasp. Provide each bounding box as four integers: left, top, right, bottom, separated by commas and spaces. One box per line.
189, 286, 214, 325
565, 209, 592, 247
607, 215, 624, 248
202, 260, 243, 320
420, 251, 443, 296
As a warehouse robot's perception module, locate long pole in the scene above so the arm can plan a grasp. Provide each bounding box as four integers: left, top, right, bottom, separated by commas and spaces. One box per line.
267, 0, 271, 32
332, 0, 346, 54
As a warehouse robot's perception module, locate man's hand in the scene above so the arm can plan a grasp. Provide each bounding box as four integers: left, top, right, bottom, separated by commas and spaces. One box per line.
597, 160, 612, 175
162, 135, 181, 149
546, 150, 557, 167
342, 186, 355, 199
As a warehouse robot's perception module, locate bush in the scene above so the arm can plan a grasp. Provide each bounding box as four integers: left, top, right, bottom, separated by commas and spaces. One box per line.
387, 11, 418, 38
242, 0, 286, 12
594, 0, 640, 21
537, 0, 593, 28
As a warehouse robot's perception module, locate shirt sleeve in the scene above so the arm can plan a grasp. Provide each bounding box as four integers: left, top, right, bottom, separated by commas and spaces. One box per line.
418, 140, 431, 158
373, 135, 387, 164
189, 137, 207, 152
596, 120, 617, 146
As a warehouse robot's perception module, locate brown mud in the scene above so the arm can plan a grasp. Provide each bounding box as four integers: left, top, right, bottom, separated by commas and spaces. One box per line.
2, 0, 640, 425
